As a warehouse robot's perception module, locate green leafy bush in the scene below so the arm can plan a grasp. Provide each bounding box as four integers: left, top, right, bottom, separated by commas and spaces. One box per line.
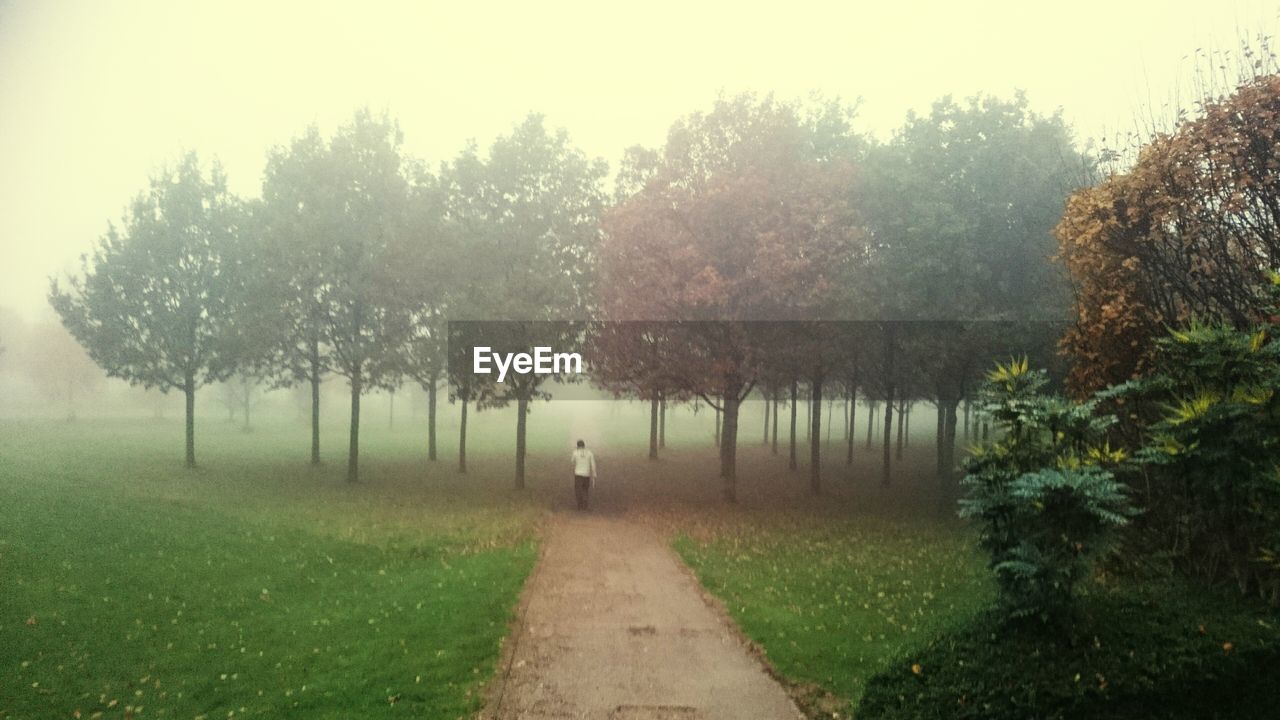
960, 358, 1136, 624
1106, 298, 1280, 603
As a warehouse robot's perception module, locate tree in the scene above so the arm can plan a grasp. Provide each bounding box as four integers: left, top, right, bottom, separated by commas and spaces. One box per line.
260, 111, 416, 481
588, 321, 684, 459
444, 114, 607, 488
259, 125, 338, 465
401, 310, 447, 461
762, 322, 846, 493
598, 95, 865, 500
861, 93, 1087, 482
1059, 75, 1280, 395
447, 352, 476, 474
216, 371, 265, 431
396, 168, 452, 463
22, 321, 104, 420
50, 152, 244, 467
325, 112, 416, 482
1054, 175, 1160, 395
590, 149, 684, 460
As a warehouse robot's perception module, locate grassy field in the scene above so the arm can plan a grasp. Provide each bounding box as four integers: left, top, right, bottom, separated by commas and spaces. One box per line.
651, 452, 1280, 719
0, 418, 545, 720
673, 511, 990, 714
0, 397, 991, 719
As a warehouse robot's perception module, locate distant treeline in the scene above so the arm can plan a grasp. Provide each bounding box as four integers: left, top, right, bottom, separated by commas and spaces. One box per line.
43, 61, 1280, 498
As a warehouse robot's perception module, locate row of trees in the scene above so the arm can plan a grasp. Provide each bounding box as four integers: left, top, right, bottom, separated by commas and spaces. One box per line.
593, 94, 1083, 500
51, 111, 603, 481
51, 94, 1087, 491
0, 310, 104, 419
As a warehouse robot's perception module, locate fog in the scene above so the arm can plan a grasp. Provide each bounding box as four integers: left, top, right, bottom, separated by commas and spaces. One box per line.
8, 6, 1280, 717
1, 0, 1277, 322
0, 0, 1277, 418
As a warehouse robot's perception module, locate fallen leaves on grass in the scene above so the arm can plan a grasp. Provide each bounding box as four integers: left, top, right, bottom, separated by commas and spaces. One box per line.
673, 511, 992, 710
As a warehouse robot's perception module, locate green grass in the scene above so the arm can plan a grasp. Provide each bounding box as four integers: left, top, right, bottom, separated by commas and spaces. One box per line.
25, 404, 1261, 719
673, 511, 992, 714
0, 419, 544, 720
668, 496, 1280, 720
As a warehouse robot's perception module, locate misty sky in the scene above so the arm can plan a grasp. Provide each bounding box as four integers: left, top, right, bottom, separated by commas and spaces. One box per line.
2, 0, 1278, 321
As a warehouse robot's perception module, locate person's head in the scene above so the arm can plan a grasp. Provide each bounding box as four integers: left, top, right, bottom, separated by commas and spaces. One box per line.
576, 439, 585, 449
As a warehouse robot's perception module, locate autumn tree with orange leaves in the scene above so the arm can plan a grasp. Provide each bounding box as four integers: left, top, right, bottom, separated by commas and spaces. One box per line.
596, 94, 866, 501
1058, 74, 1280, 395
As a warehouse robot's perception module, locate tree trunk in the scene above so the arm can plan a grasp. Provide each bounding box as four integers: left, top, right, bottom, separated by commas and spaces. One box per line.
904, 402, 911, 447
714, 404, 721, 447
771, 392, 779, 455
659, 395, 666, 449
963, 399, 971, 441
515, 394, 528, 489
309, 337, 321, 465
388, 390, 395, 430
184, 371, 196, 468
242, 381, 251, 431
720, 387, 741, 502
805, 393, 812, 440
846, 384, 857, 466
881, 327, 896, 486
347, 371, 361, 482
458, 396, 468, 474
649, 393, 659, 460
935, 400, 946, 479
427, 379, 438, 462
866, 402, 875, 448
895, 398, 906, 460
788, 379, 798, 470
826, 396, 834, 446
938, 399, 960, 513
943, 400, 958, 487
881, 390, 894, 486
763, 391, 770, 445
843, 393, 849, 440
810, 373, 823, 494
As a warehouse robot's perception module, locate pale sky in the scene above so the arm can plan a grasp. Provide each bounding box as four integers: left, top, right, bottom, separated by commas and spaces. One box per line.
2, 0, 1278, 321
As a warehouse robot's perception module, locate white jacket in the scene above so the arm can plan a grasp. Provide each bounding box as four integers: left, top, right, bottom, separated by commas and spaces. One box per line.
572, 448, 597, 478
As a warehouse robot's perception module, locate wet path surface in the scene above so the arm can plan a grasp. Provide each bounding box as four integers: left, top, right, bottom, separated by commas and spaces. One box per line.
482, 511, 802, 720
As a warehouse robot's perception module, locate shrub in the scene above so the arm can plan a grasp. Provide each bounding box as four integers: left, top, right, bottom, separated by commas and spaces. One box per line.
960, 357, 1136, 625
856, 580, 1280, 720
1106, 285, 1280, 603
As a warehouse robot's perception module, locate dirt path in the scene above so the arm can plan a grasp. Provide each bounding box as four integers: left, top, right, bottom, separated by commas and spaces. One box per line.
482, 511, 803, 720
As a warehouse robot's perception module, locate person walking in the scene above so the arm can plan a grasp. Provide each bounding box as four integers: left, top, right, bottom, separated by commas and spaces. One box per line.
571, 439, 597, 511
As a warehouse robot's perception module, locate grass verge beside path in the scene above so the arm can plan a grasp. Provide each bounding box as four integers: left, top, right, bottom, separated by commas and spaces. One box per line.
0, 420, 543, 720
673, 511, 991, 716
669, 505, 1280, 720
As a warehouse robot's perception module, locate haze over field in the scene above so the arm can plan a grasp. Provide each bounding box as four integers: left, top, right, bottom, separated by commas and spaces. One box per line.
1, 0, 1278, 322
5, 4, 1280, 719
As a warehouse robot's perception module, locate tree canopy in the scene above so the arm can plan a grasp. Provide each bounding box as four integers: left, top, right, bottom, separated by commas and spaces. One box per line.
50, 152, 245, 466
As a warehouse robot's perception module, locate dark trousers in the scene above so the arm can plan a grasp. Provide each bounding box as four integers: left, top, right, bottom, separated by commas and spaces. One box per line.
574, 475, 591, 510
